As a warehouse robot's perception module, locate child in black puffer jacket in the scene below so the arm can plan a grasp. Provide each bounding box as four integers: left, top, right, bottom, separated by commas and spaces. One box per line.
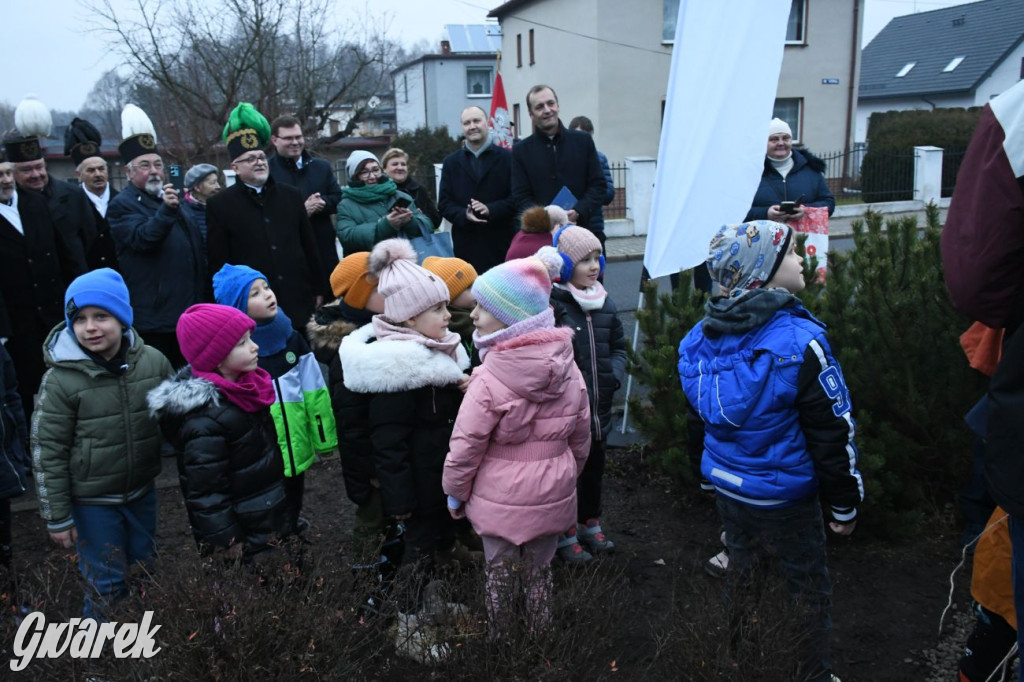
546, 227, 626, 563
306, 251, 387, 555
148, 304, 291, 561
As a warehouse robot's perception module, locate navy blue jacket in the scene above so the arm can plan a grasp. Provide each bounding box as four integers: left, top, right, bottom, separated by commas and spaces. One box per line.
678, 299, 862, 521
511, 122, 608, 235
438, 142, 516, 273
588, 150, 616, 235
745, 149, 835, 221
109, 184, 207, 334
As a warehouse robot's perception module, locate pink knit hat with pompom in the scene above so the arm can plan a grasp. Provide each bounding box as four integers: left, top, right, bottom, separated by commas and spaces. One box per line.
368, 238, 449, 322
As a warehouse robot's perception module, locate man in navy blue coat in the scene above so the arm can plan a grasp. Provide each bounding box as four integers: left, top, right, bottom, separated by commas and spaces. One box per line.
510, 85, 608, 249
438, 106, 516, 273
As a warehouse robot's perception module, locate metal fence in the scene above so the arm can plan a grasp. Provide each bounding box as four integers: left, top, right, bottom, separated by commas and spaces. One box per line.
607, 162, 628, 219
815, 144, 967, 203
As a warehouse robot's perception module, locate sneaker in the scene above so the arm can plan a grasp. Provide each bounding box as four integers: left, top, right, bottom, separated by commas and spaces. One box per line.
556, 528, 593, 563
295, 516, 311, 534
704, 549, 729, 578
578, 518, 615, 554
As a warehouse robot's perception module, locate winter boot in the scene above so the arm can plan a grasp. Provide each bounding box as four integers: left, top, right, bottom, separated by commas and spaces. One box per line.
578, 518, 615, 554
556, 526, 593, 563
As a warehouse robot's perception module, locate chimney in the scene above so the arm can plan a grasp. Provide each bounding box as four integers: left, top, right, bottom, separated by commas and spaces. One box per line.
441, 40, 451, 55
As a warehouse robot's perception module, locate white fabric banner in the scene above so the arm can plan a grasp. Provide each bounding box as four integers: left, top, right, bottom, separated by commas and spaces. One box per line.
644, 0, 791, 279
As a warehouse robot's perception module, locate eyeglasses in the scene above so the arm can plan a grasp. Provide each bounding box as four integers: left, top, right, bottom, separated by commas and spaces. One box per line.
235, 153, 267, 165
358, 166, 382, 178
132, 160, 164, 172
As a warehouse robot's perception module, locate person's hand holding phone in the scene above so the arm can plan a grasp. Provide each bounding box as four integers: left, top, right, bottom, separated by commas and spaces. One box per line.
387, 206, 412, 228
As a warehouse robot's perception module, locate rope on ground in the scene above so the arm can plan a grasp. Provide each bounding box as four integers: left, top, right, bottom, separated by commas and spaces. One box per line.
938, 512, 1009, 638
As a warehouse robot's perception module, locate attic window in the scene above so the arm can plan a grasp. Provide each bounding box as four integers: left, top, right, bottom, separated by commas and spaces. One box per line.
895, 62, 916, 78
943, 56, 965, 73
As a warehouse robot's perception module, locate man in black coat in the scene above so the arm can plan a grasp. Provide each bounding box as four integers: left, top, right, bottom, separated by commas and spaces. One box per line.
267, 116, 343, 284
510, 85, 609, 249
207, 129, 329, 334
0, 158, 86, 417
438, 105, 516, 273
6, 140, 92, 274
107, 130, 206, 368
66, 117, 119, 271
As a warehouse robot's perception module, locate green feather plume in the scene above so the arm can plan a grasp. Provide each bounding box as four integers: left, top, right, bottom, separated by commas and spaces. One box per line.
222, 102, 271, 145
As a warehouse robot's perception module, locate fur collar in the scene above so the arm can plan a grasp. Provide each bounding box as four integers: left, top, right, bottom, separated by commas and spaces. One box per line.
306, 308, 360, 356
340, 323, 470, 394
147, 367, 220, 417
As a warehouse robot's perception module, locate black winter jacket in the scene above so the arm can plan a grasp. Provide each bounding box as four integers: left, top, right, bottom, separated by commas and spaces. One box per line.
307, 305, 376, 506
511, 122, 608, 233
0, 343, 28, 500
338, 324, 469, 518
396, 176, 442, 230
148, 368, 290, 555
550, 287, 627, 440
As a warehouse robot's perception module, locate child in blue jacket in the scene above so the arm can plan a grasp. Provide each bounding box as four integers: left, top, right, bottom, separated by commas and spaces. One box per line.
678, 221, 863, 682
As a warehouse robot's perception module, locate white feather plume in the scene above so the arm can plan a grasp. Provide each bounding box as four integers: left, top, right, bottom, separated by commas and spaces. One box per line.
14, 95, 52, 138
120, 104, 157, 143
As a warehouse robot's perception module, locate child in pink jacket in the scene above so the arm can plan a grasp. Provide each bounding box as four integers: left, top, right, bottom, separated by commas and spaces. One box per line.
443, 247, 591, 637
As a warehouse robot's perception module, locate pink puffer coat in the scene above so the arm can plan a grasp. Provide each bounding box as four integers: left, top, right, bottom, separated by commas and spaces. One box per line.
443, 326, 591, 545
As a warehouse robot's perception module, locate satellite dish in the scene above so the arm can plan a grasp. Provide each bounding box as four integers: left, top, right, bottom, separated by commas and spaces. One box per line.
368, 96, 381, 110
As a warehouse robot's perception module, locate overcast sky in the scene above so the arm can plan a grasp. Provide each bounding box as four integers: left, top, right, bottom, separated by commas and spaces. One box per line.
5, 0, 982, 111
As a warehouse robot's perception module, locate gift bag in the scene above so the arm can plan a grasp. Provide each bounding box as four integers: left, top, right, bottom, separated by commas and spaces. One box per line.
792, 205, 829, 282
410, 222, 454, 264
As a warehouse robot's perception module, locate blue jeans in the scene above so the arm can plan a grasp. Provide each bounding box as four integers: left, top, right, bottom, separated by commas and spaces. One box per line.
716, 495, 833, 682
1009, 514, 1024, 680
71, 488, 157, 621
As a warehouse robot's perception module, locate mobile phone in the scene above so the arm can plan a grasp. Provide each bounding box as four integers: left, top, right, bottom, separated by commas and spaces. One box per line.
779, 201, 797, 214
390, 196, 412, 211
167, 164, 184, 191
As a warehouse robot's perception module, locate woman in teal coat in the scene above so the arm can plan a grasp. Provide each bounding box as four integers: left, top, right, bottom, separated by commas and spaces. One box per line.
335, 150, 433, 253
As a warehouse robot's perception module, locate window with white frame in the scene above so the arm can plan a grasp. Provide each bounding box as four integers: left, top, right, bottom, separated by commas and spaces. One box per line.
466, 68, 493, 97
665, 0, 805, 44
773, 98, 802, 142
786, 0, 807, 43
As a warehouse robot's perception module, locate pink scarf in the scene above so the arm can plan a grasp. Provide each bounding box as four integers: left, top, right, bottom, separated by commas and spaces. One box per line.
371, 316, 463, 362
559, 281, 608, 311
193, 367, 276, 413
473, 307, 555, 360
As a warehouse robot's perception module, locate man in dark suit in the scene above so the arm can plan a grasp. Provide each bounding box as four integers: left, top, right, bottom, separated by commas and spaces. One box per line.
510, 84, 609, 250
0, 157, 86, 416
438, 106, 516, 273
267, 115, 343, 284
66, 117, 119, 271
207, 105, 329, 332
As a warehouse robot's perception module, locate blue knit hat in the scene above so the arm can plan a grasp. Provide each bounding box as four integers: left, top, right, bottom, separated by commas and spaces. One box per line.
64, 268, 133, 328
213, 263, 267, 312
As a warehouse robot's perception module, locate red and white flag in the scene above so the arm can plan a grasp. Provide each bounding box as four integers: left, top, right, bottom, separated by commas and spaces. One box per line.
489, 72, 513, 150
942, 78, 1024, 328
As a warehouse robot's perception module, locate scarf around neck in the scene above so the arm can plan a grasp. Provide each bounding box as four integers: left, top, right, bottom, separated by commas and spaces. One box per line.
343, 178, 398, 204
474, 307, 555, 360
251, 309, 293, 357
371, 315, 463, 363
703, 288, 799, 337
557, 281, 608, 312
192, 367, 277, 413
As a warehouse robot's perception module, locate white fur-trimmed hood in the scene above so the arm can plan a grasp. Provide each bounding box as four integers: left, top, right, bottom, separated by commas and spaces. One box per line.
340, 323, 469, 394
